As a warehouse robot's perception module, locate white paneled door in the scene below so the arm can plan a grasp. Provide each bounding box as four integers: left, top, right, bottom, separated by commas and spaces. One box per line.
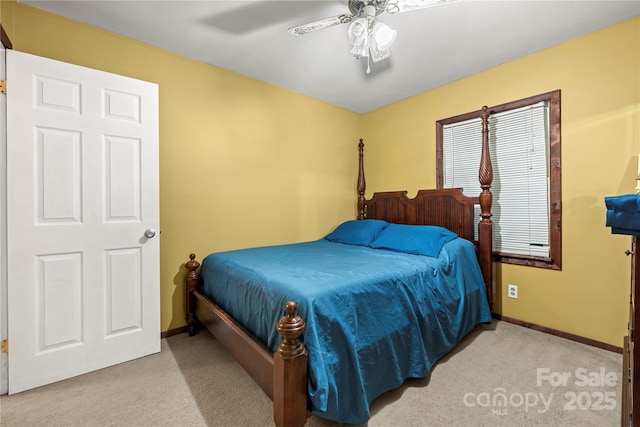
6, 50, 159, 393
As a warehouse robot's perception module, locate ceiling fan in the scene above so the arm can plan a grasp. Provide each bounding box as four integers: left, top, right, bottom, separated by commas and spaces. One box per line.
288, 0, 456, 71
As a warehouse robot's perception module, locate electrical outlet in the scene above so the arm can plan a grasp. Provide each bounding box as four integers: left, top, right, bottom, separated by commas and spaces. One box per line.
508, 284, 518, 299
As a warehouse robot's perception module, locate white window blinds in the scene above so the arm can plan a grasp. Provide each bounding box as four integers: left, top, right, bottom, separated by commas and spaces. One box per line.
443, 102, 550, 257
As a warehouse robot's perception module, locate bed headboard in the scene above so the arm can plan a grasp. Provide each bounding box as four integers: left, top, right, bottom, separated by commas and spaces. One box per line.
363, 189, 477, 242
355, 107, 493, 305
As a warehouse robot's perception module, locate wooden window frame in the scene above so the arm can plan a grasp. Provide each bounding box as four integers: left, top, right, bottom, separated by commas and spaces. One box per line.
436, 90, 562, 270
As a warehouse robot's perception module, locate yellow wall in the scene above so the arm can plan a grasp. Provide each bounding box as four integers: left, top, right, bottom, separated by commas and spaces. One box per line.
362, 17, 640, 347
3, 1, 639, 347
2, 2, 362, 332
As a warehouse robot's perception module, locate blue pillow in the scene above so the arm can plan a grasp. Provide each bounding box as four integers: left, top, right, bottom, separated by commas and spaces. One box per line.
370, 224, 458, 257
324, 219, 389, 246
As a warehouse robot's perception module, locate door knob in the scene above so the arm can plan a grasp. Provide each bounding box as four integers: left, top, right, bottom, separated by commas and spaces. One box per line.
144, 229, 156, 238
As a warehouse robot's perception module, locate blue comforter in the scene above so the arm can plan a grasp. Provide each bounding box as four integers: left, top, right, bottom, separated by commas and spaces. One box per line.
200, 238, 491, 423
605, 194, 640, 235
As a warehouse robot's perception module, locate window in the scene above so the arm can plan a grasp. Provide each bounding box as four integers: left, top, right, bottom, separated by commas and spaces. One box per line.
436, 90, 561, 270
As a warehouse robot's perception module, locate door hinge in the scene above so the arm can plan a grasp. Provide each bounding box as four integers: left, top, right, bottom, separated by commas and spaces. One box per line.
0, 80, 5, 94
1, 339, 7, 353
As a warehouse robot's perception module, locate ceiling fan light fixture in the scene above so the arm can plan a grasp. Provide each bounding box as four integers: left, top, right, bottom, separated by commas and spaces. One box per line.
348, 17, 369, 44
371, 21, 397, 50
350, 39, 370, 58
348, 17, 370, 58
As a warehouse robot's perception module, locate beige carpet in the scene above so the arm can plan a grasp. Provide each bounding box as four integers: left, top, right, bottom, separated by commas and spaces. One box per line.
0, 321, 622, 426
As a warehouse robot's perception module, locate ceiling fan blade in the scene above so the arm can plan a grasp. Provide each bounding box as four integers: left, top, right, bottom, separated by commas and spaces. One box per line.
386, 0, 457, 14
288, 14, 354, 36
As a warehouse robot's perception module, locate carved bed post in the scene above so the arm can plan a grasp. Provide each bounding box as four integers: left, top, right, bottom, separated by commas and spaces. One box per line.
357, 139, 366, 220
478, 106, 494, 306
185, 253, 200, 336
273, 301, 308, 427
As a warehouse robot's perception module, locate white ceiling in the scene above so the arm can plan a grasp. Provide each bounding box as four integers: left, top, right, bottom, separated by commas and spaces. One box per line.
23, 0, 640, 113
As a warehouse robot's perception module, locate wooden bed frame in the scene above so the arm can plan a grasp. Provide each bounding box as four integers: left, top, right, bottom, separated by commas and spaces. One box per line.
184, 107, 493, 427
